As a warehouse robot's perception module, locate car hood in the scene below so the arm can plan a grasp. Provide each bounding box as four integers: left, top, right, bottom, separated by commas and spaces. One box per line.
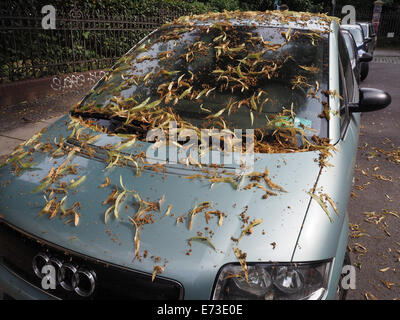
0, 116, 322, 299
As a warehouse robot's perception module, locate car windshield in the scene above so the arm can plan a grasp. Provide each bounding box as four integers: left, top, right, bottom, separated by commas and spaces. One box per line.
73, 24, 329, 139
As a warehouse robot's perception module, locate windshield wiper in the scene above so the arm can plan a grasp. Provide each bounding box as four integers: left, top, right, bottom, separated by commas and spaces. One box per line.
70, 111, 149, 136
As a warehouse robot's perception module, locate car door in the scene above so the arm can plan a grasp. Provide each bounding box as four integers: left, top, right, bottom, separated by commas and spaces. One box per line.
369, 23, 377, 51
341, 30, 360, 83
337, 32, 360, 183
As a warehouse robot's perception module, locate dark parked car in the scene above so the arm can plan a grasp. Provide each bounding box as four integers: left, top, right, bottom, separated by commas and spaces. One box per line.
357, 21, 376, 54
341, 29, 372, 83
341, 24, 372, 81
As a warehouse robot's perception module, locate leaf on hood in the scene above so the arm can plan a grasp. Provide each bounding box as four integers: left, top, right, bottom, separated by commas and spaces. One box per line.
59, 195, 68, 214
48, 200, 61, 219
18, 160, 37, 170
188, 236, 217, 252
263, 169, 287, 192
86, 134, 101, 144
103, 189, 118, 205
152, 265, 164, 282
114, 190, 126, 219
233, 247, 248, 282
205, 210, 224, 226
129, 217, 140, 258
74, 210, 80, 226
31, 179, 52, 194
163, 204, 173, 217
209, 176, 238, 190
158, 194, 165, 211
38, 198, 55, 216
239, 218, 263, 242
119, 175, 128, 192
306, 191, 334, 223
66, 175, 86, 189
12, 151, 30, 163
188, 201, 211, 230
104, 204, 115, 224
323, 193, 339, 216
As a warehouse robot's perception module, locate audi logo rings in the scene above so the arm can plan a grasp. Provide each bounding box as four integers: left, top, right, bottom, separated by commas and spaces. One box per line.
32, 252, 96, 297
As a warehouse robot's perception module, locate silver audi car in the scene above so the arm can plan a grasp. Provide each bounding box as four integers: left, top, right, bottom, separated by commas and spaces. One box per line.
0, 10, 391, 300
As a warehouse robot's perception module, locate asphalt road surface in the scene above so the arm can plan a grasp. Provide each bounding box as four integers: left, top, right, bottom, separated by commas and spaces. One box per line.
346, 61, 400, 300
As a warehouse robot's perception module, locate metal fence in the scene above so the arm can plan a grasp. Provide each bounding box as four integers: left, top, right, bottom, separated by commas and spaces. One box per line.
0, 5, 185, 83
376, 12, 400, 46
2, 4, 400, 84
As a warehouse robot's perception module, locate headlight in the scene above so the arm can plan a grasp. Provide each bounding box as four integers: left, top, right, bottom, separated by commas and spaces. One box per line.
212, 259, 332, 300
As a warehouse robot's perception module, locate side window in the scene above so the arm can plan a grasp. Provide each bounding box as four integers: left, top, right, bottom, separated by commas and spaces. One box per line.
369, 24, 375, 37
338, 32, 354, 102
338, 59, 349, 129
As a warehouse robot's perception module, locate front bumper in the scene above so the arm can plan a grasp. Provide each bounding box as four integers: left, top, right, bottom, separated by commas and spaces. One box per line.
0, 213, 349, 300
0, 220, 183, 300
0, 260, 57, 300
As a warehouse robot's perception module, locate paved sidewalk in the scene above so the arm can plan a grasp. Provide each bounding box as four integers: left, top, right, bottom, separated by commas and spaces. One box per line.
374, 48, 400, 57
0, 115, 63, 161
0, 85, 86, 162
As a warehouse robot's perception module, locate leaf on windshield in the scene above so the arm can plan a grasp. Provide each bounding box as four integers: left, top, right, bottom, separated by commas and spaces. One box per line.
206, 107, 225, 119
299, 65, 320, 73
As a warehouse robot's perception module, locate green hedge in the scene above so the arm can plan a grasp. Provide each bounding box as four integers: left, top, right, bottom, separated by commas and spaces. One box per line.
0, 0, 324, 83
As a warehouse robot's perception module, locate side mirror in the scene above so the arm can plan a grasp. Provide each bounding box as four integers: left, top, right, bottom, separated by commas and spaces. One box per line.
349, 88, 391, 113
359, 52, 373, 62
364, 37, 372, 43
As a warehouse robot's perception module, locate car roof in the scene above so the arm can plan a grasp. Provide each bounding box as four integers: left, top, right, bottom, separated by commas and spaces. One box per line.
341, 24, 365, 37
341, 24, 363, 30
164, 10, 339, 33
